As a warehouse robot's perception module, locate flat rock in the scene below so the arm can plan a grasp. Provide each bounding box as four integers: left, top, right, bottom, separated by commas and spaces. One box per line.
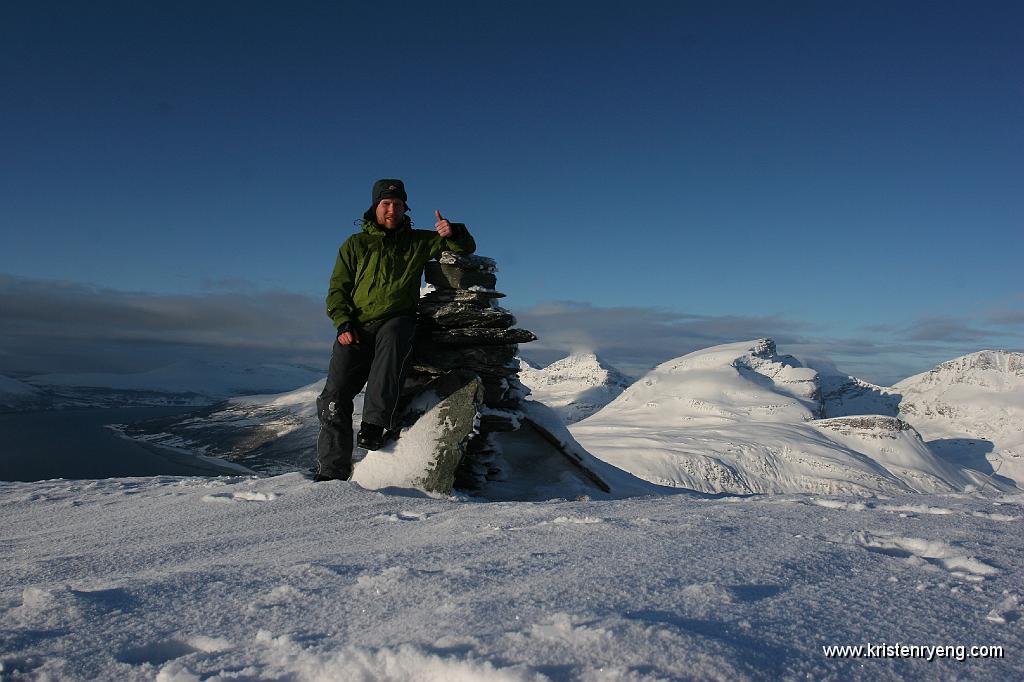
419, 302, 516, 329
413, 344, 519, 377
438, 252, 498, 273
421, 289, 505, 305
424, 262, 498, 291
425, 328, 537, 346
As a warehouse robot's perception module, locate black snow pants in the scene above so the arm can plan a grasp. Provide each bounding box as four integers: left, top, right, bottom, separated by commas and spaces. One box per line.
315, 314, 417, 479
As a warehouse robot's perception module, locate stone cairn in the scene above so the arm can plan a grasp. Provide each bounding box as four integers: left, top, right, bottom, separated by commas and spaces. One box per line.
401, 252, 537, 493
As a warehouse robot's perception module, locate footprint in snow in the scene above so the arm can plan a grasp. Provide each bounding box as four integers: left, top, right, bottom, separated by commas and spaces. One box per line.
972, 510, 1018, 522
850, 531, 998, 581
986, 594, 1020, 624
202, 490, 277, 503
378, 511, 427, 522
118, 636, 231, 665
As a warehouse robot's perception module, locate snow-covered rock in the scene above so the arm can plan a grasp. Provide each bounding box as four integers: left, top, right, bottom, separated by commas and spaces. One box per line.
571, 340, 1002, 495
517, 352, 633, 423
895, 350, 1024, 488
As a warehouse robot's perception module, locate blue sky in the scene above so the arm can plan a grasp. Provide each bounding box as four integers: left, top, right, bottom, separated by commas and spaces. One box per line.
2, 1, 1022, 384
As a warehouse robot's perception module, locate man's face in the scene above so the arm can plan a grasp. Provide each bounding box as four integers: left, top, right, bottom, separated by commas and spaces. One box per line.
375, 198, 406, 230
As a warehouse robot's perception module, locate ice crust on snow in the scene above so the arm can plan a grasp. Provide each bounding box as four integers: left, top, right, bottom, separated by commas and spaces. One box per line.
1, 474, 1021, 680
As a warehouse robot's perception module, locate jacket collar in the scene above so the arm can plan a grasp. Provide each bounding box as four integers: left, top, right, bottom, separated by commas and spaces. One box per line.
361, 216, 411, 237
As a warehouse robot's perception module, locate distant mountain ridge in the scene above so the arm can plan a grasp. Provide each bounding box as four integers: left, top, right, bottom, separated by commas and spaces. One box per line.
114, 341, 1023, 497
517, 352, 633, 423
28, 360, 324, 400
571, 339, 1019, 495
0, 375, 48, 411
892, 350, 1024, 488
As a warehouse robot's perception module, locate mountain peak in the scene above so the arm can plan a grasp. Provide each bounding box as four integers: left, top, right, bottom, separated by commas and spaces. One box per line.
895, 349, 1024, 391
517, 353, 633, 424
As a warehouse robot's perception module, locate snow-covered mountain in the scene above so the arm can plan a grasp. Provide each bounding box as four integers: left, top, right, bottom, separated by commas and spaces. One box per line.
517, 352, 633, 423
819, 373, 900, 418
570, 339, 1003, 495
29, 360, 324, 402
121, 341, 1023, 497
894, 350, 1024, 488
121, 380, 330, 475
0, 375, 49, 411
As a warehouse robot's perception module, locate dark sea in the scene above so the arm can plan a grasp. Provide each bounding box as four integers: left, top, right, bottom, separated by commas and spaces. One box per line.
0, 406, 243, 482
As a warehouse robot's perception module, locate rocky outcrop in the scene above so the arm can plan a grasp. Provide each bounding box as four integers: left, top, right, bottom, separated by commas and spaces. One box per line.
398, 252, 612, 496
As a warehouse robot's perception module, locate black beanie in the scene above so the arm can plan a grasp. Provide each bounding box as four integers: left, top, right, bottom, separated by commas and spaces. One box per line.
371, 178, 409, 210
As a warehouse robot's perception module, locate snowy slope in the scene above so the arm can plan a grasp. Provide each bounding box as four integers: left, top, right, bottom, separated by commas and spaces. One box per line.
571, 340, 999, 495
29, 360, 324, 399
517, 353, 633, 423
1, 474, 1021, 680
894, 351, 1024, 488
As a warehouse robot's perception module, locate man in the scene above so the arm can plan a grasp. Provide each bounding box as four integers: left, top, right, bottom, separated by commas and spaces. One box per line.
315, 178, 476, 481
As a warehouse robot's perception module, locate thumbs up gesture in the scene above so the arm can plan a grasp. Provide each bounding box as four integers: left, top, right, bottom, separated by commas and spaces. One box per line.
434, 210, 453, 239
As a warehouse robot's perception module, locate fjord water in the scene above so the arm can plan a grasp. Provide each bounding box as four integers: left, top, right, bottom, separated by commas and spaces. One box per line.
0, 406, 238, 481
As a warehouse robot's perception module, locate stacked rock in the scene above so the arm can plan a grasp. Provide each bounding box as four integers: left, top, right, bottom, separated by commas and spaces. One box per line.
406, 252, 537, 492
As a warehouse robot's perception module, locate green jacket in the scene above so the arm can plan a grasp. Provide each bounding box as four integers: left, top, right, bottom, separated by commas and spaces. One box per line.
326, 216, 476, 330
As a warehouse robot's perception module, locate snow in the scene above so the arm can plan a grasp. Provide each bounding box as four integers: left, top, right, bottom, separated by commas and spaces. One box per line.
1, 474, 1021, 680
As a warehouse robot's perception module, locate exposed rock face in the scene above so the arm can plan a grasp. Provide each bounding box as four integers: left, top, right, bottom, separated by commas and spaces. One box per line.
813, 415, 916, 436
416, 371, 483, 493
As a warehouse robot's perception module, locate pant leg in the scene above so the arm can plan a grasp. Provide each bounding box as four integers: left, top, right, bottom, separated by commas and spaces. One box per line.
361, 314, 417, 430
316, 337, 373, 478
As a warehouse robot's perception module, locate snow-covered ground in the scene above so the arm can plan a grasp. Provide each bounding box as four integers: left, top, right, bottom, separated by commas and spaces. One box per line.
2, 473, 1021, 681
517, 353, 633, 424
